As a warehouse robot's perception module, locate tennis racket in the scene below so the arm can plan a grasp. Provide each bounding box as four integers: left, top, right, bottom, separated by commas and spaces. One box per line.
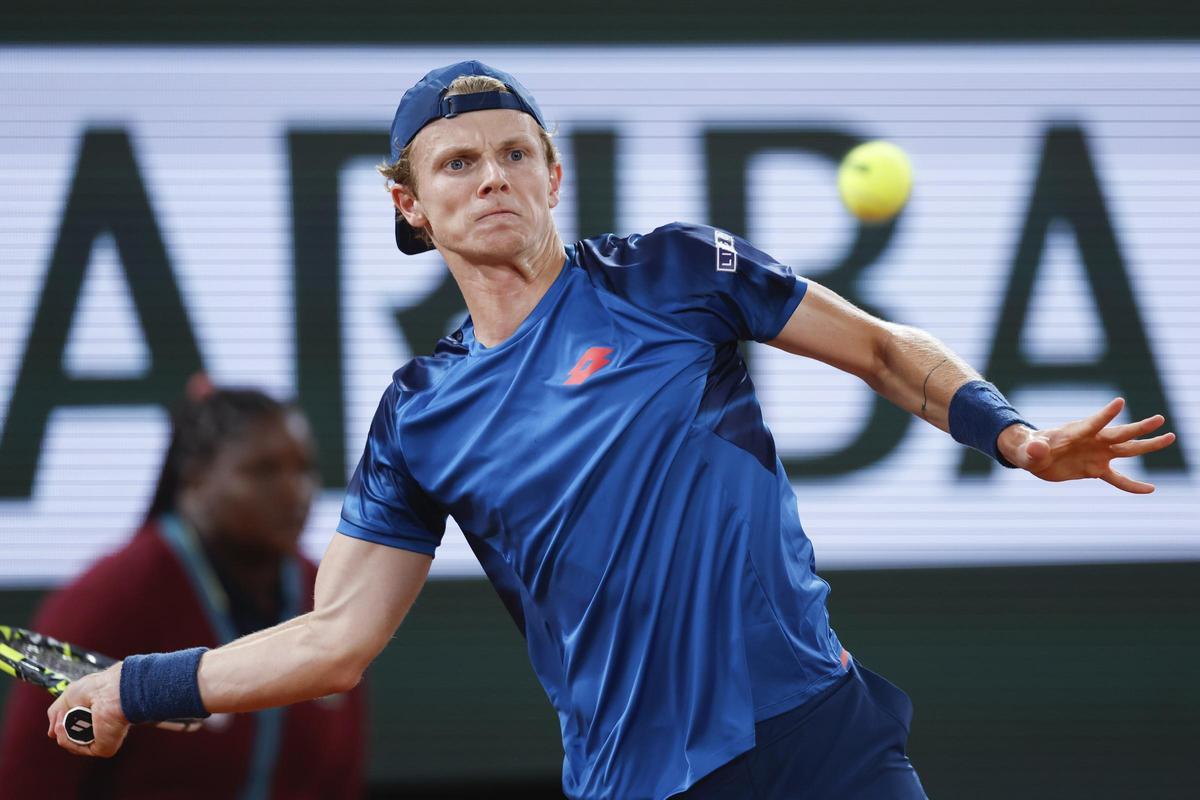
0, 625, 202, 745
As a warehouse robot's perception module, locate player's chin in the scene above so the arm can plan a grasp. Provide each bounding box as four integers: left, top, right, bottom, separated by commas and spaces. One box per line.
462, 229, 530, 260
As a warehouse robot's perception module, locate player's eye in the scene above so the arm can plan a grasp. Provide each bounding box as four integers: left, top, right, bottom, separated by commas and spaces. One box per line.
447, 158, 465, 171
509, 149, 525, 162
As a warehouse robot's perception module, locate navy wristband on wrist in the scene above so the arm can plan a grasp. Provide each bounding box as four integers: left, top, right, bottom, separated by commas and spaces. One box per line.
948, 380, 1035, 469
119, 647, 210, 724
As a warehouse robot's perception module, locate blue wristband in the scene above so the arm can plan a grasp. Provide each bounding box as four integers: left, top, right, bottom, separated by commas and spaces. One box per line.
119, 647, 210, 724
948, 380, 1035, 469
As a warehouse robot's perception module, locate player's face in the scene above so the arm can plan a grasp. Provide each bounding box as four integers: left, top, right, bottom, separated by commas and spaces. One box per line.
185, 410, 317, 558
395, 109, 562, 263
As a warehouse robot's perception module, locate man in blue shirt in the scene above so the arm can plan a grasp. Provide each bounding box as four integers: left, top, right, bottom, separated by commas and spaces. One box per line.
50, 61, 1176, 800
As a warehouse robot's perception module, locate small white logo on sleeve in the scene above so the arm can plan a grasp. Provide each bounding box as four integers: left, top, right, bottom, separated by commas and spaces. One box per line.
714, 230, 737, 273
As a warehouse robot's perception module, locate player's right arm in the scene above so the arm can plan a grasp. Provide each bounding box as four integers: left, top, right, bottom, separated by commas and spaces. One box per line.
47, 532, 431, 756
199, 533, 431, 710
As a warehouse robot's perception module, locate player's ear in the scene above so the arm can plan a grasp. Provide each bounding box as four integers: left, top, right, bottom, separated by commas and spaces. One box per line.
547, 162, 563, 209
392, 183, 428, 229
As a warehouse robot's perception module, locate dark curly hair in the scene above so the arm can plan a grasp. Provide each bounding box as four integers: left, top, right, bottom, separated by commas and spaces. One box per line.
143, 384, 290, 522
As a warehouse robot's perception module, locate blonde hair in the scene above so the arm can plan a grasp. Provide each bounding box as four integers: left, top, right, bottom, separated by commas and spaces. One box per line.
379, 75, 560, 248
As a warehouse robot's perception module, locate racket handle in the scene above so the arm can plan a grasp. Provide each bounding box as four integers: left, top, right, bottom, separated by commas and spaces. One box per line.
62, 707, 201, 744
64, 706, 94, 745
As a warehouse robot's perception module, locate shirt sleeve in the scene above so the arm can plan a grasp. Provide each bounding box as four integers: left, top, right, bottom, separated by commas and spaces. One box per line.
338, 381, 447, 556
575, 221, 808, 345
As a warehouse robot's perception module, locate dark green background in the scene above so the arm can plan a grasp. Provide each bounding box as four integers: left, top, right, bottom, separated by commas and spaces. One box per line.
3, 562, 1198, 798
2, 0, 1198, 42
3, 3, 1198, 797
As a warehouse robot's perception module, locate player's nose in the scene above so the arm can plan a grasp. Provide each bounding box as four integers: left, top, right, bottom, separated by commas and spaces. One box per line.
476, 155, 510, 196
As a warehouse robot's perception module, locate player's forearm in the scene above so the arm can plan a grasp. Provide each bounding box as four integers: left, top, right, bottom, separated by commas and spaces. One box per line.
194, 536, 432, 715
196, 611, 369, 714
216, 612, 308, 653
869, 324, 982, 432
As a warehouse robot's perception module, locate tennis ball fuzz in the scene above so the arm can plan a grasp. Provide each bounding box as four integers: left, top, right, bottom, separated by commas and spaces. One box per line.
837, 141, 913, 224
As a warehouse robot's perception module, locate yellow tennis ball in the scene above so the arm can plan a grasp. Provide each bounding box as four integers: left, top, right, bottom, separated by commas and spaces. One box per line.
837, 141, 913, 224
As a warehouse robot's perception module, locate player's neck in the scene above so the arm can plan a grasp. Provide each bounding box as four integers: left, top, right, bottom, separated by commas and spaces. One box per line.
442, 232, 566, 348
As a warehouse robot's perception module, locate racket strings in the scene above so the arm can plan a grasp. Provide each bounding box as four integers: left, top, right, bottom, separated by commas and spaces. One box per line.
1, 628, 111, 684
19, 644, 96, 682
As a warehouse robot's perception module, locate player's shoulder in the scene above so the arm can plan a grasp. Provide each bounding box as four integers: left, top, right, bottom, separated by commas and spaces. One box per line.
577, 221, 724, 269
389, 330, 469, 399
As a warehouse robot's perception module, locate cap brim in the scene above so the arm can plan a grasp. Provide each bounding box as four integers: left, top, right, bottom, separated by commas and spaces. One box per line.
395, 216, 434, 255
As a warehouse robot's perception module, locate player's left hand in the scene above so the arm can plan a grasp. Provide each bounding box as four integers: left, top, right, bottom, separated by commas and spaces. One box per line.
997, 397, 1176, 493
46, 663, 130, 757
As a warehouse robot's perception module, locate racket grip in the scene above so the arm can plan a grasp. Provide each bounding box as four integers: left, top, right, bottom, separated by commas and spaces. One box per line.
64, 706, 94, 745
62, 707, 200, 743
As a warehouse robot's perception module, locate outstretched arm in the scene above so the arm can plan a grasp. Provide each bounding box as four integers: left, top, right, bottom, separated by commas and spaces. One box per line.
47, 533, 432, 756
768, 279, 1176, 492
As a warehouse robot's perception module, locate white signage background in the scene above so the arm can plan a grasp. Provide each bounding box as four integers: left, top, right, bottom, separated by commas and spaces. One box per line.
1, 45, 1197, 583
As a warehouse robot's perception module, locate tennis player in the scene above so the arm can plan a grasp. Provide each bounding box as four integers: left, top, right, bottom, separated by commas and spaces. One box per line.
47, 62, 1176, 799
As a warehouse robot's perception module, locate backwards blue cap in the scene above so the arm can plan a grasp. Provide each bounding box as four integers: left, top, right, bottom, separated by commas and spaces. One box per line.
389, 61, 548, 255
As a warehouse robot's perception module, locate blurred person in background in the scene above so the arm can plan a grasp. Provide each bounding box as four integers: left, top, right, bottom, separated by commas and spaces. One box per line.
0, 377, 366, 799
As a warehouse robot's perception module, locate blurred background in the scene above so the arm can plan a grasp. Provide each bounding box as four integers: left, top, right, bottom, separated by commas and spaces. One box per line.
1, 1, 1197, 797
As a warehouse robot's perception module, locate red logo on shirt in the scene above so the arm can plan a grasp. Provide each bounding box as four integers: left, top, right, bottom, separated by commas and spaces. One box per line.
564, 347, 614, 385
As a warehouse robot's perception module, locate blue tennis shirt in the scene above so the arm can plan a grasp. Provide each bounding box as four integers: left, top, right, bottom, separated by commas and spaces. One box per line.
339, 222, 847, 800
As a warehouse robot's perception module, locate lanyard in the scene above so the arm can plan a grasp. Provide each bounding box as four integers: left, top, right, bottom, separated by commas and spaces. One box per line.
158, 513, 300, 800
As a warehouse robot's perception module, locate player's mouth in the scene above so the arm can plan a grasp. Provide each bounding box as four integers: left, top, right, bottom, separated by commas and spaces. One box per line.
477, 209, 517, 221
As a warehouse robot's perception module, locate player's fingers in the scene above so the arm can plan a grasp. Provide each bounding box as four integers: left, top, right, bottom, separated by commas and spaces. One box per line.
1100, 467, 1155, 494
1098, 414, 1166, 444
155, 719, 202, 732
47, 682, 99, 753
47, 692, 69, 738
1110, 431, 1176, 457
1082, 397, 1125, 436
85, 720, 128, 758
53, 714, 99, 757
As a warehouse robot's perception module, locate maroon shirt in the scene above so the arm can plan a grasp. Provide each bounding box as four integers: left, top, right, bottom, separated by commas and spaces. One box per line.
0, 521, 366, 799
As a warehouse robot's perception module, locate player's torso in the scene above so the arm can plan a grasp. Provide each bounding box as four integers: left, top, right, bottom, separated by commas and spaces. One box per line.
385, 237, 842, 799
400, 260, 714, 585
